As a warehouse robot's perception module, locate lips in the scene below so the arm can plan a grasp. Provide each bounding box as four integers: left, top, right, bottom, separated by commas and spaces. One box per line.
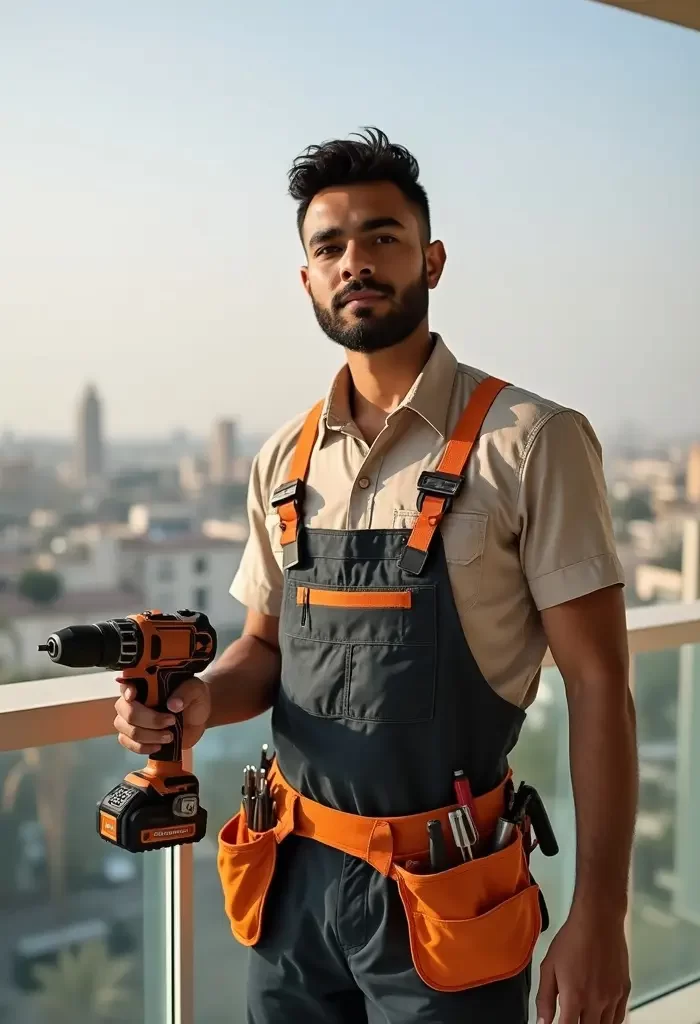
341, 290, 387, 306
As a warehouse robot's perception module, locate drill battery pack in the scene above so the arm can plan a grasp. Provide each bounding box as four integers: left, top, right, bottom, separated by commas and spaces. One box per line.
97, 763, 207, 853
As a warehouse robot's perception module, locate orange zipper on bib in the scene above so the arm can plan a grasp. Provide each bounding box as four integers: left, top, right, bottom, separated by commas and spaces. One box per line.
296, 586, 413, 612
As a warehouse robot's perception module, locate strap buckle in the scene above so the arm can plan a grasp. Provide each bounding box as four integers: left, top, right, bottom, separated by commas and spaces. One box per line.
416, 470, 464, 513
271, 478, 304, 510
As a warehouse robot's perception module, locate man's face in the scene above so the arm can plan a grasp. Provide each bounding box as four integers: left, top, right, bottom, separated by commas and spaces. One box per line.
300, 181, 446, 354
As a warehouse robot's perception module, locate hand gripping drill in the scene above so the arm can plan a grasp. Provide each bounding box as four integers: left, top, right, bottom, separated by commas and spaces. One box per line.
38, 609, 217, 852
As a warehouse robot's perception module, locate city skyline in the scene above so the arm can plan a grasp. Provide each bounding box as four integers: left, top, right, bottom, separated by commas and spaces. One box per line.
2, 2, 699, 443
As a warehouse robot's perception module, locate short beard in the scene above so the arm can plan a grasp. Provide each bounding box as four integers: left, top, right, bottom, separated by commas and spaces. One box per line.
311, 262, 429, 354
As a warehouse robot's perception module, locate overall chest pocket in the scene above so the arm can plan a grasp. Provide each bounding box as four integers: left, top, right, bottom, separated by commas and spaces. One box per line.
280, 581, 436, 724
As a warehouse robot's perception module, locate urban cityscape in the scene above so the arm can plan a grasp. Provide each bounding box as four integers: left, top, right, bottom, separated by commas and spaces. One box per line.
2, 381, 700, 688
0, 384, 254, 687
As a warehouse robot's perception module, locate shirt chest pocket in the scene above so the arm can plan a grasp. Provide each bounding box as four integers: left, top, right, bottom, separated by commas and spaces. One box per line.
392, 508, 488, 609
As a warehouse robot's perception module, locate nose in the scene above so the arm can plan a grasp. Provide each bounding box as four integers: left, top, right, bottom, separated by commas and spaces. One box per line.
339, 240, 375, 282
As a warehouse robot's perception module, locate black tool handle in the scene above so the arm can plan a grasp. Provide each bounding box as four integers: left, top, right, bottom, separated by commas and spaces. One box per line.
141, 667, 194, 763
527, 789, 559, 857
427, 820, 449, 872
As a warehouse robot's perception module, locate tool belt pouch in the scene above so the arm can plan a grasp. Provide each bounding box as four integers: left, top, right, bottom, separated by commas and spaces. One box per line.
392, 827, 542, 992
217, 807, 278, 946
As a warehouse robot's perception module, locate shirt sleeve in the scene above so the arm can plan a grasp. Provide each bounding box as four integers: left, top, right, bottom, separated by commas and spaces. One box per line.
517, 409, 625, 611
229, 450, 284, 617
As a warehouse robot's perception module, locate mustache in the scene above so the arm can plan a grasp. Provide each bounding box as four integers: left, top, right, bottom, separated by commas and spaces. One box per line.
333, 278, 395, 311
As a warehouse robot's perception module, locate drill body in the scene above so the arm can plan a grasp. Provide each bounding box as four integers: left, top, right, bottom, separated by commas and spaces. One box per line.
39, 609, 217, 852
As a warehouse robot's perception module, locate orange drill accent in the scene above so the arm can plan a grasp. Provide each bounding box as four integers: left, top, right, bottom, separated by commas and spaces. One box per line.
117, 613, 216, 710
99, 811, 118, 840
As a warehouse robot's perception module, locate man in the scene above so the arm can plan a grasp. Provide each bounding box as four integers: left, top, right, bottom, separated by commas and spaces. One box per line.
114, 128, 637, 1024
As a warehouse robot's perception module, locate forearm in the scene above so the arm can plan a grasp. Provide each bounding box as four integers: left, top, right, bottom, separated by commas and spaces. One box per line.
198, 633, 280, 728
567, 680, 638, 919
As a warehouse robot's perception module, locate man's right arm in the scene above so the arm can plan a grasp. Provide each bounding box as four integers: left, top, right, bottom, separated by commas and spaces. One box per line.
199, 609, 280, 728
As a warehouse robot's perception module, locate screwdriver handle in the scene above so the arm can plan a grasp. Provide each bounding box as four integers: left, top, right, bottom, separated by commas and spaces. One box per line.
427, 819, 449, 873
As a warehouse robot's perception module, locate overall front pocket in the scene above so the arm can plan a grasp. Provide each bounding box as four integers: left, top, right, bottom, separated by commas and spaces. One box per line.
217, 809, 278, 946
281, 581, 436, 723
393, 829, 542, 992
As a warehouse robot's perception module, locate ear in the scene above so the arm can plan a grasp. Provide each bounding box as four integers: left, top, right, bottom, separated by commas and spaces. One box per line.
300, 265, 311, 296
425, 240, 447, 290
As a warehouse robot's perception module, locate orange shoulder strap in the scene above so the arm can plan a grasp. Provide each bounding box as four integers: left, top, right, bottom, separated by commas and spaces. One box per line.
398, 376, 509, 575
271, 399, 324, 569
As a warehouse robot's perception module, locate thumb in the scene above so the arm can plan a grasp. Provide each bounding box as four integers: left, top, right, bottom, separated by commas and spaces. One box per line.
535, 956, 557, 1024
166, 678, 210, 724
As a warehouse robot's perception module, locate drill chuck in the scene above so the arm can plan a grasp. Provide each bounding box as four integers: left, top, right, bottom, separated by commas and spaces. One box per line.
37, 620, 139, 669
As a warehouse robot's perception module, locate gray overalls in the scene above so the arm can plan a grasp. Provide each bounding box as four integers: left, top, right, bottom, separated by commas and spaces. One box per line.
239, 377, 540, 1023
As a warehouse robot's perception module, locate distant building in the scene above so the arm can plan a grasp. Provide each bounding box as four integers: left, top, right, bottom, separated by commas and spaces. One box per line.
209, 418, 236, 484
179, 453, 208, 494
686, 443, 700, 504
0, 457, 33, 492
120, 534, 246, 639
75, 383, 104, 486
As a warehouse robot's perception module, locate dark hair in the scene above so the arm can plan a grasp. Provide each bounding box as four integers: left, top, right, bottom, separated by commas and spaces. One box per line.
288, 127, 431, 241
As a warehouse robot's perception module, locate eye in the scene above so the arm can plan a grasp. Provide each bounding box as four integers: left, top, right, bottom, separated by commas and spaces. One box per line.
375, 235, 397, 245
315, 245, 342, 258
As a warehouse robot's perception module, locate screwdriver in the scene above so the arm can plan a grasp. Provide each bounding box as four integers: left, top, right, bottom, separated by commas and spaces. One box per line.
448, 808, 476, 861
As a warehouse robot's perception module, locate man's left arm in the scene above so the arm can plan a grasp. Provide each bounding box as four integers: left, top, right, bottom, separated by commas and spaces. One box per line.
517, 409, 637, 1024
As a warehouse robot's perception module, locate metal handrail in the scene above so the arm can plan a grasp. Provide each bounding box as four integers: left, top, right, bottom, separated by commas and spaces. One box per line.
3, 599, 700, 752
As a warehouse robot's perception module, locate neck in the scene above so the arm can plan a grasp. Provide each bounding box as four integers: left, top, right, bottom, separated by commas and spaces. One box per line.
345, 323, 433, 421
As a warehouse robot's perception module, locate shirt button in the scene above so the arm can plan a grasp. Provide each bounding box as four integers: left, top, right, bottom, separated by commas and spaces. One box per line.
358, 477, 370, 489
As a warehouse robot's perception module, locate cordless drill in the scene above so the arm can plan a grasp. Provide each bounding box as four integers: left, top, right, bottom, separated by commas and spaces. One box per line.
38, 609, 217, 853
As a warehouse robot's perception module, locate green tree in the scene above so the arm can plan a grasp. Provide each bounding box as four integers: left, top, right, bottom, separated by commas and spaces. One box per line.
613, 492, 654, 522
17, 569, 63, 605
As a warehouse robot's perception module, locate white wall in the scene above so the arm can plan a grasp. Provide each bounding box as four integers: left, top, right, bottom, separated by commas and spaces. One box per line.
52, 537, 121, 593
143, 544, 244, 631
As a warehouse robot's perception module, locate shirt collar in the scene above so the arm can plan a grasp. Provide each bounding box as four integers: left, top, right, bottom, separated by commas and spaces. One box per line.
320, 334, 458, 443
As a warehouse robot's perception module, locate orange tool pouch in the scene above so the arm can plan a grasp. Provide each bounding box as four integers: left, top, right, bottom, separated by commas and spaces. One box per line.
217, 761, 543, 992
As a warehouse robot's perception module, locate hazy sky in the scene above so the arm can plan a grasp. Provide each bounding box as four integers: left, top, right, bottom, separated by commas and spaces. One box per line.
2, 1, 699, 444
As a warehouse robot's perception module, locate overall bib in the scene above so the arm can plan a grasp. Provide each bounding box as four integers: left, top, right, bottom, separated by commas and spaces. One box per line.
217, 377, 545, 1023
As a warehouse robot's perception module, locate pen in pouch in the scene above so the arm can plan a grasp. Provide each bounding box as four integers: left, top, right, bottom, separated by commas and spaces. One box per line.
427, 819, 450, 873
453, 769, 480, 846
256, 769, 268, 831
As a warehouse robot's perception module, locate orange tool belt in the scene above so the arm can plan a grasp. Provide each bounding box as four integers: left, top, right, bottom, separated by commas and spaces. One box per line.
217, 759, 543, 993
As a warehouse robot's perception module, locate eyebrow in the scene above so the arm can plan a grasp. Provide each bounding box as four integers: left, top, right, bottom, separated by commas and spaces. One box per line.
307, 216, 406, 252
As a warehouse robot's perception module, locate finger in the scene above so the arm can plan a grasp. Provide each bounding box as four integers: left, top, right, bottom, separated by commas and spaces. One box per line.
117, 730, 163, 756
535, 959, 558, 1024
581, 1007, 604, 1024
114, 696, 175, 731
612, 992, 630, 1024
114, 714, 173, 752
119, 682, 135, 702
558, 995, 584, 1024
166, 678, 209, 724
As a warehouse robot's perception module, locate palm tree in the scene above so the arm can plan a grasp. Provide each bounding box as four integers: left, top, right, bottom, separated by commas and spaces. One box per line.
29, 938, 136, 1023
2, 743, 75, 904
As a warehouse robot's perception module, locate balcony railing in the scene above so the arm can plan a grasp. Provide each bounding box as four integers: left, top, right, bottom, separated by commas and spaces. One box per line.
2, 600, 700, 1023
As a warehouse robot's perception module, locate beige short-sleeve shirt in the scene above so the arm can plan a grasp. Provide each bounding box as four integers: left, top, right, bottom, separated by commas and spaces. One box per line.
230, 335, 625, 708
